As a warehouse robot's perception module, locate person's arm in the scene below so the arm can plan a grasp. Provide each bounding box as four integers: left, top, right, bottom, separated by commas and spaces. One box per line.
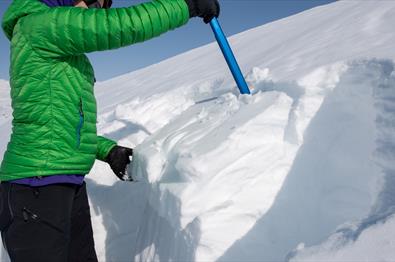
96, 136, 117, 161
20, 0, 189, 57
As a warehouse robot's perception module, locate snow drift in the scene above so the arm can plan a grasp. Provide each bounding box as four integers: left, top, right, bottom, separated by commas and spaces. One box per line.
1, 0, 395, 261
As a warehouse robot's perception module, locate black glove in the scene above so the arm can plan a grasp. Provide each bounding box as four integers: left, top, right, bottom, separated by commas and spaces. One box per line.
105, 145, 134, 181
184, 0, 220, 24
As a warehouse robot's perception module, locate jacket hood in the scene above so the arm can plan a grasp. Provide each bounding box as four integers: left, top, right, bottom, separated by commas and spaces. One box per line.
2, 0, 49, 40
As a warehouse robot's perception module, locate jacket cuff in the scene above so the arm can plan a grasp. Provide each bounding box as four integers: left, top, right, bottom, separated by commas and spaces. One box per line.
96, 136, 117, 161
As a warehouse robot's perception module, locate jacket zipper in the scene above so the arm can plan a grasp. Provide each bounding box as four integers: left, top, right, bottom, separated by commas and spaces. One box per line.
76, 98, 84, 148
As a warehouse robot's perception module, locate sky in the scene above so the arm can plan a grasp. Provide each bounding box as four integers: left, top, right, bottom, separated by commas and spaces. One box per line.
0, 0, 336, 81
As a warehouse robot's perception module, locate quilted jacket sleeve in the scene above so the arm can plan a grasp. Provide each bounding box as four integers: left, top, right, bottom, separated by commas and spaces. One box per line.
96, 136, 117, 161
20, 0, 189, 56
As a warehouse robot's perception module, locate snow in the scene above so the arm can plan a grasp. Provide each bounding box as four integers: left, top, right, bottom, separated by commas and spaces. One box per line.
1, 1, 395, 261
0, 79, 10, 125
289, 214, 395, 261
0, 80, 11, 169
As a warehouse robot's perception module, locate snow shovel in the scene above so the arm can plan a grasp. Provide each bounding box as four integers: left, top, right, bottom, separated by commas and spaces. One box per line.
210, 17, 250, 95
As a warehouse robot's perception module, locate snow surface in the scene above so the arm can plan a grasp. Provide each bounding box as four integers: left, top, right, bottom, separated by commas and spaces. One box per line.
0, 80, 11, 165
1, 0, 395, 261
0, 80, 10, 125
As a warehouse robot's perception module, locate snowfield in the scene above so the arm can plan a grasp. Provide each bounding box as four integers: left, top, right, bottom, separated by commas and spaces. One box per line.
1, 1, 395, 261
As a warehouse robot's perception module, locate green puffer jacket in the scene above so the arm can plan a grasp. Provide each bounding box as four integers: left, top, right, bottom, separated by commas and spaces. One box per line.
0, 0, 189, 181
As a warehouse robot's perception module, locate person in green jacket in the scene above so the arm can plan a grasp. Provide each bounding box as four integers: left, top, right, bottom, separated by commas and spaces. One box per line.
0, 0, 219, 261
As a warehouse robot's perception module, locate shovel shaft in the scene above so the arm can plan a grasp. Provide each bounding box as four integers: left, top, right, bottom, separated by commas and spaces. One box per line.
210, 18, 250, 95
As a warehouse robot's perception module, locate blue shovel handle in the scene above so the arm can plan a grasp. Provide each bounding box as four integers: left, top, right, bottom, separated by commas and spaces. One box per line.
209, 17, 251, 95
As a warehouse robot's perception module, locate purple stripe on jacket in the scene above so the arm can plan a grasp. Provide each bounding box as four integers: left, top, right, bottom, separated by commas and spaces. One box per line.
11, 175, 85, 187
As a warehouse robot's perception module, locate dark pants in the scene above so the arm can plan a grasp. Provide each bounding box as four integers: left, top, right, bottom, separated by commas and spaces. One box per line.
0, 182, 98, 262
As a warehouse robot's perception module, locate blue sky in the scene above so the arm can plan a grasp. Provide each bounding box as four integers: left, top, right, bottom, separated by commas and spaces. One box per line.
0, 0, 335, 81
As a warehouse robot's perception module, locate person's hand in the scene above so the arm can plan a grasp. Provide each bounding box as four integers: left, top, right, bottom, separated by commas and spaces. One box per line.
105, 145, 133, 181
184, 0, 220, 24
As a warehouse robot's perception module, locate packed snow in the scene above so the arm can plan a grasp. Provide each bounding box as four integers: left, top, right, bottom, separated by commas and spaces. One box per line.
1, 0, 395, 261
